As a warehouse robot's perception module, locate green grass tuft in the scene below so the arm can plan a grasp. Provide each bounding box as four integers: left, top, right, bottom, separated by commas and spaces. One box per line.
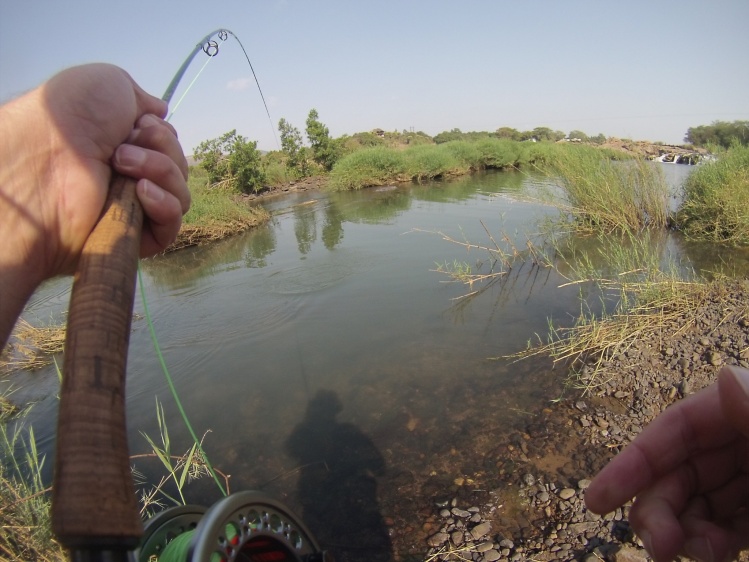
676, 144, 749, 245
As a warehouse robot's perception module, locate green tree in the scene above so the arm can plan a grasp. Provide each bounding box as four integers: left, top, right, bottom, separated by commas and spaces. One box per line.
433, 128, 464, 144
305, 109, 340, 170
568, 130, 589, 142
495, 127, 521, 141
685, 120, 749, 149
193, 129, 265, 193
278, 118, 309, 176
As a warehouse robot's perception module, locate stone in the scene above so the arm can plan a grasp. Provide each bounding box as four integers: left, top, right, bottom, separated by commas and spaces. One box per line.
427, 531, 449, 547
578, 478, 592, 489
450, 530, 464, 546
482, 550, 501, 561
451, 507, 471, 518
470, 521, 492, 539
559, 488, 576, 500
476, 541, 495, 552
612, 545, 649, 562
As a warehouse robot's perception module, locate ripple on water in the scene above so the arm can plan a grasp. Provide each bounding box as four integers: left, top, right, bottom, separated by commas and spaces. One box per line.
265, 249, 378, 296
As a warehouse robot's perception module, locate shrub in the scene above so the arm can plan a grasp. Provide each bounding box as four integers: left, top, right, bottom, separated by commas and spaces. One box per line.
677, 144, 749, 244
328, 147, 407, 191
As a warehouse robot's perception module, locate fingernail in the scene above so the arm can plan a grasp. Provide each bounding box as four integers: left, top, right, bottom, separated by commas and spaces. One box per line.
116, 144, 146, 167
138, 179, 164, 203
685, 537, 714, 562
139, 113, 161, 127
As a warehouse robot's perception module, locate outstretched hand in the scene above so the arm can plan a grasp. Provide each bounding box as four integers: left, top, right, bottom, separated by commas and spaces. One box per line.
585, 366, 749, 562
0, 63, 190, 346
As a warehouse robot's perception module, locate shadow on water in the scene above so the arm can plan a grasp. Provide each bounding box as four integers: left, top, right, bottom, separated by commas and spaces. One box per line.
285, 389, 393, 561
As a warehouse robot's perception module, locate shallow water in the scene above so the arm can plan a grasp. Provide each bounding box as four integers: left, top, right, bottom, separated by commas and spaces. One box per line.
5, 164, 748, 556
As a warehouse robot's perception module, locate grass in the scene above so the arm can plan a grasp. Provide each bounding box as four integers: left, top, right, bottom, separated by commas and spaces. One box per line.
542, 145, 669, 233
132, 400, 229, 518
327, 146, 408, 190
327, 139, 554, 191
0, 394, 227, 558
506, 229, 706, 394
168, 167, 270, 251
0, 320, 65, 375
676, 144, 749, 245
1, 417, 65, 561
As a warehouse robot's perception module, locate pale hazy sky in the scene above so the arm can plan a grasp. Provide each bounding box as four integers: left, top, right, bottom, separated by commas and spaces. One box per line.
1, 0, 747, 153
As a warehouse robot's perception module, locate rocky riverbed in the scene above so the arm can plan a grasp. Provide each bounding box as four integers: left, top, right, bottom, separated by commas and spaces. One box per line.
409, 279, 749, 562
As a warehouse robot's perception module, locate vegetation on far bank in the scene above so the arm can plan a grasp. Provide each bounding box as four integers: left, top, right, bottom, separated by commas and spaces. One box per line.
168, 167, 270, 252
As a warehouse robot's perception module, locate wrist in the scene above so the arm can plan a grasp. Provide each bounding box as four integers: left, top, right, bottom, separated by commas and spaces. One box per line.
0, 88, 56, 344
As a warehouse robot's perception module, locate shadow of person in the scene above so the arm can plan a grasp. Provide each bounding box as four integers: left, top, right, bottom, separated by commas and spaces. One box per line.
286, 389, 393, 562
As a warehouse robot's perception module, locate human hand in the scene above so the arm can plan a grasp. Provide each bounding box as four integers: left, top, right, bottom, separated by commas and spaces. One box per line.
584, 366, 749, 562
0, 63, 189, 278
0, 63, 190, 345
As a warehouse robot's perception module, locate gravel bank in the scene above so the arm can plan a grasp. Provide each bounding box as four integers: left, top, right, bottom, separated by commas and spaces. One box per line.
419, 279, 748, 562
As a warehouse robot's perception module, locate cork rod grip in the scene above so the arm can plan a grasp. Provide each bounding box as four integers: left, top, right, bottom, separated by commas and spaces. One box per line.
52, 174, 144, 552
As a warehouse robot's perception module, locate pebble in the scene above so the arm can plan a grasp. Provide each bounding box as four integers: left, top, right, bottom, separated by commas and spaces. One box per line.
470, 521, 491, 539
421, 282, 749, 562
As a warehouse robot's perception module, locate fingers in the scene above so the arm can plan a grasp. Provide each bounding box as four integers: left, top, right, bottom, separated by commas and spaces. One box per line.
585, 382, 733, 514
718, 366, 749, 440
135, 179, 185, 256
679, 489, 749, 562
111, 113, 190, 255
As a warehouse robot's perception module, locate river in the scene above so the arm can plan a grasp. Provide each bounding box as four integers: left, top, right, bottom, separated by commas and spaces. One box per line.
6, 163, 747, 557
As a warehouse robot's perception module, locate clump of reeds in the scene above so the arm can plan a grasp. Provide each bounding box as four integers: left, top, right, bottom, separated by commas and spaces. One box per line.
545, 145, 669, 233
1, 420, 65, 561
676, 144, 749, 245
403, 144, 463, 182
0, 319, 65, 374
507, 230, 705, 394
327, 146, 408, 190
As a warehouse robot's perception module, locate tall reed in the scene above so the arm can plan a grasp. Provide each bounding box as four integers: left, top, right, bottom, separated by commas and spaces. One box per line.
546, 145, 669, 232
676, 144, 749, 245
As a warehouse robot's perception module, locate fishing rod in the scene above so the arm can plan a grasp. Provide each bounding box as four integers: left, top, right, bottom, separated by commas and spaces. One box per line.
51, 29, 326, 562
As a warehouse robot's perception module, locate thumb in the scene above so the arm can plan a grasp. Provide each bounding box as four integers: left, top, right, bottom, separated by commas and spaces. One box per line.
718, 366, 749, 438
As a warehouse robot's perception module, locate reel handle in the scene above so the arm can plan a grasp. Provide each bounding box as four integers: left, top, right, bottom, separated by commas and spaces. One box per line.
52, 174, 144, 555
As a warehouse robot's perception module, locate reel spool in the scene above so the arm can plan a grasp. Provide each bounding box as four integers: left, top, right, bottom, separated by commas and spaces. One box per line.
137, 491, 332, 562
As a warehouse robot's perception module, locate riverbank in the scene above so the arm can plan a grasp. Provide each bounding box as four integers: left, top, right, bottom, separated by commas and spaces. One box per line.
412, 278, 749, 562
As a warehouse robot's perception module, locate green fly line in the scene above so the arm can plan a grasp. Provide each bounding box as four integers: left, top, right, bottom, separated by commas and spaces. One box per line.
136, 28, 276, 499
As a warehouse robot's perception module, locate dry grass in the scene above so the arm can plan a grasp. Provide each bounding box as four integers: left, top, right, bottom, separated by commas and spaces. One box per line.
0, 320, 65, 375
0, 477, 64, 562
166, 216, 265, 252
507, 276, 711, 395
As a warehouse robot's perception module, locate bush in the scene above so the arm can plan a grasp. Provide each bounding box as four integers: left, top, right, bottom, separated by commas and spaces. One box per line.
676, 144, 749, 244
403, 144, 462, 181
193, 130, 266, 194
328, 147, 407, 191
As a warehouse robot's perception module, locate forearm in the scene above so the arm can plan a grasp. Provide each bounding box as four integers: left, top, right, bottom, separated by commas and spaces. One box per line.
0, 88, 53, 347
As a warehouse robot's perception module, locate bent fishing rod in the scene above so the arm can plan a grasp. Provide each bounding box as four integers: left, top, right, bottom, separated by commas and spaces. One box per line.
51, 29, 326, 562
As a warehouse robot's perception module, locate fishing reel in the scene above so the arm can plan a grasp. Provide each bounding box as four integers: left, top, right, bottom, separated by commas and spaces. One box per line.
137, 491, 332, 562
